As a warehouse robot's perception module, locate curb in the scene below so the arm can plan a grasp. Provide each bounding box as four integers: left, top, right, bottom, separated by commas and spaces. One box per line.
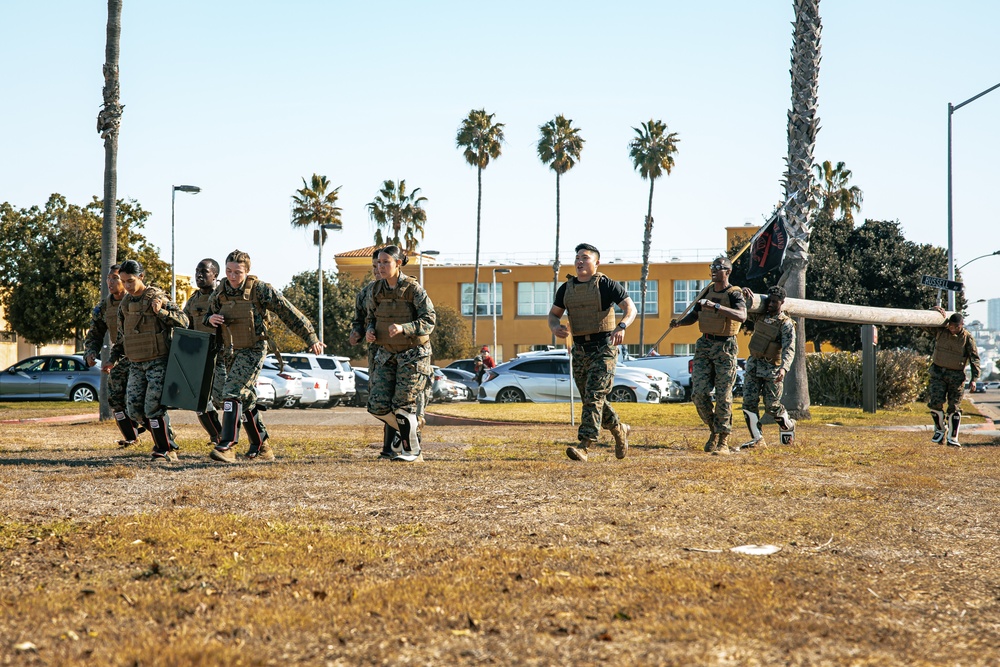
0, 413, 99, 425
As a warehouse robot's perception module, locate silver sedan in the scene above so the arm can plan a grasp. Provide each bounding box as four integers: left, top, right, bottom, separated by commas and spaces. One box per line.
0, 355, 102, 402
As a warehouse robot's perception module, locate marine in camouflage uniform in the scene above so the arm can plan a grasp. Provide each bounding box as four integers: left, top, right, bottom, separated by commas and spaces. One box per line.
670, 256, 747, 455
107, 260, 189, 461
739, 286, 796, 450
206, 249, 322, 463
548, 243, 636, 462
83, 264, 146, 447
365, 246, 435, 462
926, 307, 980, 447
183, 258, 227, 445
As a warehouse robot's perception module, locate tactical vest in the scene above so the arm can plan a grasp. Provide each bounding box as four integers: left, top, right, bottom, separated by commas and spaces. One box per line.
372, 275, 429, 353
748, 314, 788, 364
121, 288, 170, 362
698, 285, 743, 337
932, 329, 969, 371
563, 273, 616, 336
186, 290, 217, 335
216, 276, 266, 349
105, 293, 123, 345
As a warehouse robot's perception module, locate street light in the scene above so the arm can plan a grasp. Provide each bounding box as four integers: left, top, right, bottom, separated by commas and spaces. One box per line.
419, 249, 440, 286
316, 222, 342, 345
947, 82, 1000, 310
957, 250, 1000, 272
171, 185, 201, 301
492, 268, 511, 362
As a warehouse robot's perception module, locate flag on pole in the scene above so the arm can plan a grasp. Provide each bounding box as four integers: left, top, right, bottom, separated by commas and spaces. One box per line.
746, 209, 789, 280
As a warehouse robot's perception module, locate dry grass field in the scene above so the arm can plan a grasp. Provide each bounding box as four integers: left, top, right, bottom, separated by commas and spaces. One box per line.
1, 399, 999, 666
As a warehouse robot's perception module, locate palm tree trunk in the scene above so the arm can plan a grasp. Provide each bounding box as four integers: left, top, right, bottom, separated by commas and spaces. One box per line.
639, 179, 655, 350
551, 172, 561, 346
471, 165, 482, 347
98, 0, 123, 422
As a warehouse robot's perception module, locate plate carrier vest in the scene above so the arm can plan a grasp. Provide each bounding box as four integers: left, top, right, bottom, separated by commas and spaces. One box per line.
563, 273, 616, 336
186, 290, 218, 335
372, 275, 429, 353
932, 329, 969, 371
215, 276, 266, 349
105, 293, 122, 347
699, 285, 743, 337
748, 313, 789, 364
122, 287, 170, 362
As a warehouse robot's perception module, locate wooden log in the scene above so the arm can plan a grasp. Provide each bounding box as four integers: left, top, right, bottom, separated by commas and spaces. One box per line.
746, 293, 952, 328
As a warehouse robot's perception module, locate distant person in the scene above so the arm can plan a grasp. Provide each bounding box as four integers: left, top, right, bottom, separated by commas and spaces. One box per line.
548, 243, 635, 462
104, 260, 189, 461
480, 345, 496, 370
183, 258, 227, 447
927, 306, 980, 447
669, 256, 747, 455
739, 285, 796, 449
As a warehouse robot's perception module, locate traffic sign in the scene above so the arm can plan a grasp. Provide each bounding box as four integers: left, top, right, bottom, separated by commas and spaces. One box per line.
921, 275, 963, 292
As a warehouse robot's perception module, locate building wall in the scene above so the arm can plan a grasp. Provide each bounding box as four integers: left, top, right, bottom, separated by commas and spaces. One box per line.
0, 305, 76, 368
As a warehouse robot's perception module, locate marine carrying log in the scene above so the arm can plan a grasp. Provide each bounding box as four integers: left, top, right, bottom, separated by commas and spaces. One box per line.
746, 294, 952, 327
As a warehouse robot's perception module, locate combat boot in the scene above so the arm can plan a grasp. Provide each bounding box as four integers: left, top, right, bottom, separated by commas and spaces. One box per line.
148, 416, 177, 462
244, 406, 272, 460
703, 431, 717, 453
566, 439, 595, 462
711, 433, 732, 456
210, 399, 241, 463
114, 410, 141, 448
379, 424, 398, 459
611, 423, 631, 459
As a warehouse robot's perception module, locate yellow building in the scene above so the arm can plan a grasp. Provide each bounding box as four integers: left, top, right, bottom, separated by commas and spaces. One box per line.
336, 226, 768, 364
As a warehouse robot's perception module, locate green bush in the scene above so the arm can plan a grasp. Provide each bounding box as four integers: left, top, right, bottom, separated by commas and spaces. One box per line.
806, 349, 928, 409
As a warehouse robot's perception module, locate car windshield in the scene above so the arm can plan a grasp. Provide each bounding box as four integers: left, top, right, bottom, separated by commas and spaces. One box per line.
14, 358, 47, 372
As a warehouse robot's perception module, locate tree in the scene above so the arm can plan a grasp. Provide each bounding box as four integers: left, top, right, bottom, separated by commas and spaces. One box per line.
628, 119, 679, 350
366, 180, 428, 252
290, 173, 343, 345
276, 270, 363, 358
97, 0, 124, 420
537, 114, 585, 341
778, 0, 822, 420
456, 108, 505, 347
813, 160, 863, 224
429, 304, 474, 363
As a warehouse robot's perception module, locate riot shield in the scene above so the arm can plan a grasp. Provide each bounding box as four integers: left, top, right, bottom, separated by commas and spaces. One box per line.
162, 328, 215, 412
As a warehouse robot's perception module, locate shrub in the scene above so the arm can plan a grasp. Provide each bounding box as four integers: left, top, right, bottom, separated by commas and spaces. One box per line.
806, 349, 928, 409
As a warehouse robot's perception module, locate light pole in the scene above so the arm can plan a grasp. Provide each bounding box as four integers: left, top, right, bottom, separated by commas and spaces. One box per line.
316, 222, 342, 345
957, 250, 1000, 273
947, 82, 1000, 310
492, 268, 511, 361
419, 249, 440, 285
170, 185, 201, 301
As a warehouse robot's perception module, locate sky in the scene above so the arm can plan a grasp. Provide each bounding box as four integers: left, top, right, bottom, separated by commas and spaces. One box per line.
2, 1, 999, 323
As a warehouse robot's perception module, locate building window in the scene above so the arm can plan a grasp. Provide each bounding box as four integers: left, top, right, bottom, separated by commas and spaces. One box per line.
517, 282, 553, 316
624, 344, 645, 357
461, 283, 502, 316
673, 343, 695, 355
673, 279, 710, 314
615, 280, 657, 315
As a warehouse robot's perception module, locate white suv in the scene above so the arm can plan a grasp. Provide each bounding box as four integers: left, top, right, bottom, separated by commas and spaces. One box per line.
268, 354, 356, 407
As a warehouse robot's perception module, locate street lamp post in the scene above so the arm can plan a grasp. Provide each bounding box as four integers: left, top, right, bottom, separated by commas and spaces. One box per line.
492, 268, 511, 362
947, 82, 1000, 310
316, 222, 342, 345
170, 185, 201, 301
419, 249, 440, 286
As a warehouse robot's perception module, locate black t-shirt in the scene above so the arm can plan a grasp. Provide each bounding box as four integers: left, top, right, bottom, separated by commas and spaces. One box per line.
554, 275, 629, 311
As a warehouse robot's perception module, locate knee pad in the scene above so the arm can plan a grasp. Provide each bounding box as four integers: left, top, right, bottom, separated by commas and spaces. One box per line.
114, 410, 140, 442
742, 409, 762, 441
946, 411, 962, 446
930, 410, 946, 443
394, 409, 421, 460
775, 410, 796, 445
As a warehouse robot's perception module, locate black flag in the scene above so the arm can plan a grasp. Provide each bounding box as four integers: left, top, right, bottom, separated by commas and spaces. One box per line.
746, 212, 789, 280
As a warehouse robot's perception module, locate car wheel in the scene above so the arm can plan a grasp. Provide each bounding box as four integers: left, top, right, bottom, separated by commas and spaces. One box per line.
71, 385, 97, 402
609, 386, 636, 402
283, 397, 299, 408
495, 387, 525, 403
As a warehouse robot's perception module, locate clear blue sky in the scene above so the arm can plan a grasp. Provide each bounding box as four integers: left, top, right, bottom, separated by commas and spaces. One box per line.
2, 1, 998, 320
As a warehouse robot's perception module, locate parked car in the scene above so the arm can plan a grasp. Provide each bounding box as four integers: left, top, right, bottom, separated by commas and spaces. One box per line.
446, 358, 478, 374
300, 375, 331, 407
351, 369, 370, 407
0, 355, 102, 402
972, 381, 986, 394
431, 366, 468, 403
255, 376, 277, 409
439, 367, 479, 401
260, 360, 304, 408
620, 353, 695, 400
271, 354, 355, 407
985, 381, 1000, 391
478, 351, 677, 404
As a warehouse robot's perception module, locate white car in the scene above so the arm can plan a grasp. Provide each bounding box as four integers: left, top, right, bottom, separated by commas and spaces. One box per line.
254, 376, 276, 409
300, 375, 330, 407
260, 360, 304, 408
270, 354, 356, 407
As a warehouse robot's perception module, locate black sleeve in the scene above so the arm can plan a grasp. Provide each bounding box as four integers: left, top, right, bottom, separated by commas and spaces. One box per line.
600, 276, 629, 311
553, 282, 568, 309
729, 289, 746, 309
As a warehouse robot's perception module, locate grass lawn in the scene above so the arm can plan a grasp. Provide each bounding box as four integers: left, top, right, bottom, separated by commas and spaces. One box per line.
0, 400, 99, 420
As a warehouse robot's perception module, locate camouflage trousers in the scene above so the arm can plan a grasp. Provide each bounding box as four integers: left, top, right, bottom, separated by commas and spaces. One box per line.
742, 356, 785, 417
222, 342, 265, 409
572, 341, 620, 442
414, 369, 432, 419
126, 356, 169, 421
927, 363, 967, 413
203, 349, 228, 413
107, 357, 130, 413
691, 335, 738, 435
368, 342, 431, 416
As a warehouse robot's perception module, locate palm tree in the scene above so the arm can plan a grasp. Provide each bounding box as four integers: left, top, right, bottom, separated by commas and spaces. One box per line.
366, 179, 428, 253
628, 119, 680, 350
96, 0, 123, 422
779, 0, 822, 420
290, 173, 342, 344
538, 115, 585, 341
812, 160, 863, 224
456, 109, 505, 347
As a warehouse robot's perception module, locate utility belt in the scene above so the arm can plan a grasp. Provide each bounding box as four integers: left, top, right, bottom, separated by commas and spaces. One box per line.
573, 331, 613, 348
702, 333, 735, 342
